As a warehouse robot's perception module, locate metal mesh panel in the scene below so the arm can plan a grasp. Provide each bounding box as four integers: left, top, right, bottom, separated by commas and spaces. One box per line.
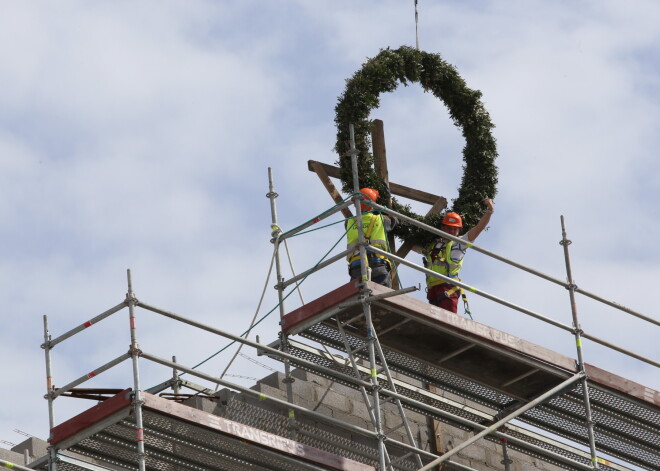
299, 321, 660, 470
288, 337, 602, 471
218, 394, 420, 470
56, 462, 121, 471
303, 323, 515, 409
68, 410, 354, 471
588, 384, 660, 424
486, 431, 631, 471
510, 382, 660, 470
56, 454, 133, 471
288, 343, 369, 386
288, 343, 488, 432
523, 403, 659, 470
485, 433, 591, 471
545, 389, 658, 449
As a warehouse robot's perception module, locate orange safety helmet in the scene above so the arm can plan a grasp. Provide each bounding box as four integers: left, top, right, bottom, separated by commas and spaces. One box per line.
359, 188, 379, 211
442, 212, 463, 228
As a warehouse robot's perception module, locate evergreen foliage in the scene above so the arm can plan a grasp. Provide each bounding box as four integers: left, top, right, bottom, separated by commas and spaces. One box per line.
335, 46, 498, 246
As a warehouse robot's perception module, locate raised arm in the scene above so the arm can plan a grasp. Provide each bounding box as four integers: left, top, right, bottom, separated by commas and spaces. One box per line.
466, 198, 494, 242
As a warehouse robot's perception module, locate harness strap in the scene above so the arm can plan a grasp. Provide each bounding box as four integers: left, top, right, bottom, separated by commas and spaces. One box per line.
348, 252, 389, 264
436, 285, 473, 320
442, 285, 461, 297
347, 214, 393, 271
427, 276, 460, 288
347, 239, 387, 250
365, 214, 377, 240
461, 291, 473, 319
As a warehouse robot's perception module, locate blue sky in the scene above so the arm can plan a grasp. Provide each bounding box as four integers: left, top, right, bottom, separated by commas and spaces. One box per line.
0, 0, 658, 449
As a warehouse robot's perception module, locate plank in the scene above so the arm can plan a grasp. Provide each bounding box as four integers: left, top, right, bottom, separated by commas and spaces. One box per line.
310, 160, 353, 219
308, 160, 446, 205
50, 388, 133, 445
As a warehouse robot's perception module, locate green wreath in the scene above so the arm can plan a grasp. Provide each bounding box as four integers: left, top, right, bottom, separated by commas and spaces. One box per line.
335, 46, 498, 246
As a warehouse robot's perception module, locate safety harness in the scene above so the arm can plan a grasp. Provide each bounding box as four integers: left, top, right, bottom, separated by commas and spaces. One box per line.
424, 239, 472, 318
346, 213, 391, 269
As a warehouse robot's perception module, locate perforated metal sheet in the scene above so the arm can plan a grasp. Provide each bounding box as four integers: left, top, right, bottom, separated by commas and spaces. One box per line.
215, 395, 419, 471
302, 323, 514, 409
299, 322, 659, 470
67, 412, 350, 471
51, 394, 392, 471
287, 342, 484, 431
288, 337, 618, 471
485, 430, 613, 471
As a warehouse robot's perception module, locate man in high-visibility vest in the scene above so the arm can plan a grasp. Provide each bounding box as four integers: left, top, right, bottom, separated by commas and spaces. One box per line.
346, 188, 396, 287
413, 198, 494, 313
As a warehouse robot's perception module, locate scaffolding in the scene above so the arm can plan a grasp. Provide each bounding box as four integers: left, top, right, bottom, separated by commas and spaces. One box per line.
268, 125, 658, 470
37, 126, 658, 471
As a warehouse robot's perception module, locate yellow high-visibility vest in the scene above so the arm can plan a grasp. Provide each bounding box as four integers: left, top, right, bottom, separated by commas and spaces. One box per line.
423, 240, 463, 287
346, 213, 388, 264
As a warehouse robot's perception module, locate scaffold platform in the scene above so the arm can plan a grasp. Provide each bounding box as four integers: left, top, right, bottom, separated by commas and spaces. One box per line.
280, 281, 660, 471
49, 388, 377, 471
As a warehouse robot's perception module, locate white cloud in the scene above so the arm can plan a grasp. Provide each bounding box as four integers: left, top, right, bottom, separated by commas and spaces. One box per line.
0, 0, 658, 452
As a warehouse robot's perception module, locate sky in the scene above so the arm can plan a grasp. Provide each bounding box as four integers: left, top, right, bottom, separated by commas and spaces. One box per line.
0, 0, 658, 455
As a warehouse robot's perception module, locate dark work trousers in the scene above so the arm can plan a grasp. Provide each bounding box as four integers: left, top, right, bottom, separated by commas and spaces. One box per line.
349, 258, 391, 288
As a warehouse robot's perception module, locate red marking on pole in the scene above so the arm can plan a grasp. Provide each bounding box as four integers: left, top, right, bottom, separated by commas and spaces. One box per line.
87, 371, 96, 379
136, 428, 144, 442
84, 320, 93, 328
313, 217, 320, 223
130, 317, 136, 329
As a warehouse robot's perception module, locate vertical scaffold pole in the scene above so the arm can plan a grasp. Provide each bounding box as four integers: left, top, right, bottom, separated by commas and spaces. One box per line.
500, 430, 512, 471
268, 167, 298, 441
42, 315, 57, 471
349, 124, 369, 285
414, 0, 420, 50
126, 269, 146, 471
172, 356, 180, 395
42, 315, 55, 432
559, 216, 599, 470
349, 124, 387, 470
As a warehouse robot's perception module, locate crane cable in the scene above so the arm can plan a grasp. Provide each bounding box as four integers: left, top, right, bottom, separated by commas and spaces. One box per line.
414, 0, 420, 50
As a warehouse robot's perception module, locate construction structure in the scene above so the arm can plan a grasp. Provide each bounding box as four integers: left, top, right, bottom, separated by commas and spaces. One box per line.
5, 124, 658, 471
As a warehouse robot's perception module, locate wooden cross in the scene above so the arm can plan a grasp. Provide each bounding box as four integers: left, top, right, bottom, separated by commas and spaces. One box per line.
308, 119, 447, 289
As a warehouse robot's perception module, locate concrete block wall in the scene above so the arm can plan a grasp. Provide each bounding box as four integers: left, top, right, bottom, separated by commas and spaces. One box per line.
185, 370, 402, 468
186, 368, 570, 471
0, 437, 49, 467
0, 448, 27, 466
0, 376, 574, 471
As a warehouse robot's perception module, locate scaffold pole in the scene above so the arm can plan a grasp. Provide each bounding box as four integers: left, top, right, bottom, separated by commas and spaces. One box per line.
560, 216, 600, 470
418, 372, 584, 470
42, 315, 55, 431
126, 269, 146, 471
268, 167, 299, 441
349, 124, 387, 469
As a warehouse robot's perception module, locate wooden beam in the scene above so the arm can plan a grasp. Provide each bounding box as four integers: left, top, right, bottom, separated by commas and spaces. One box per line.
395, 196, 447, 259
50, 388, 133, 445
427, 196, 448, 216
427, 384, 447, 471
371, 120, 399, 289
395, 240, 415, 261
308, 160, 446, 206
372, 119, 390, 194
309, 160, 353, 219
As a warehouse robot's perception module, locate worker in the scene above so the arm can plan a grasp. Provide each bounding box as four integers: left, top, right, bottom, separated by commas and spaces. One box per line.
346, 188, 396, 288
413, 198, 494, 313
